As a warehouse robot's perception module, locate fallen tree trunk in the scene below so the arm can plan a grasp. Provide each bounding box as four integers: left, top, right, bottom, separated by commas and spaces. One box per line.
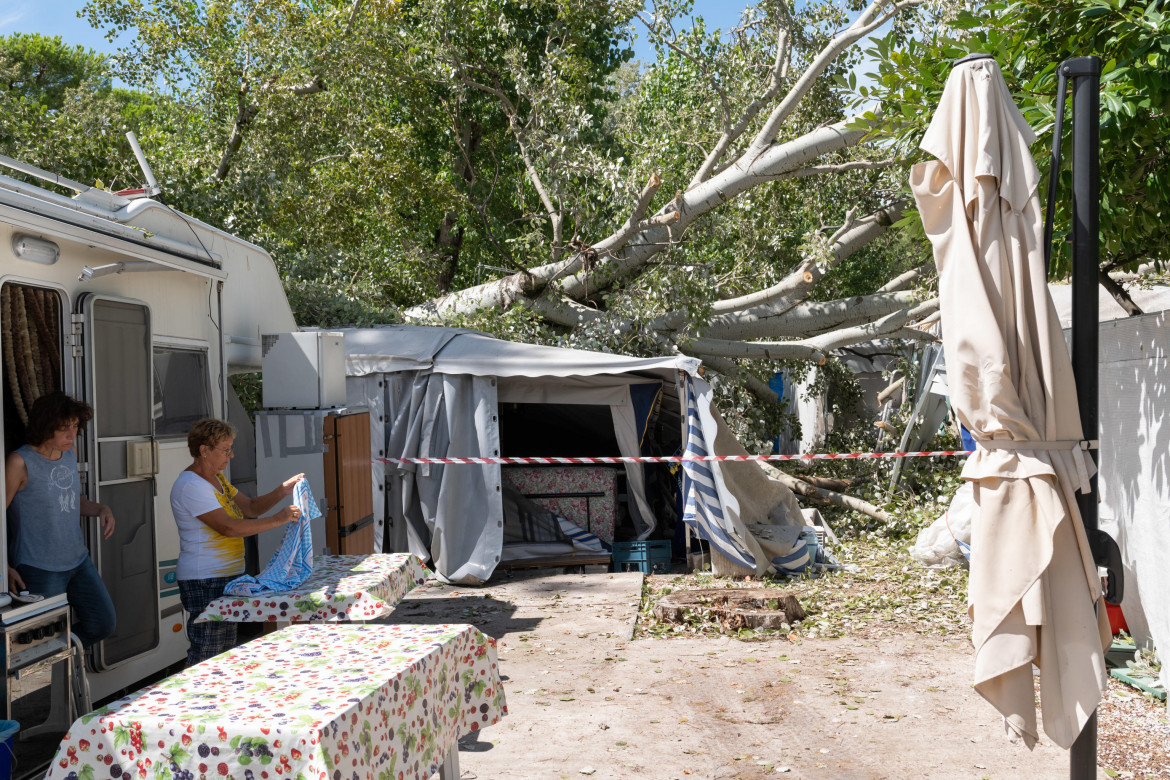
761, 462, 892, 523
792, 474, 857, 492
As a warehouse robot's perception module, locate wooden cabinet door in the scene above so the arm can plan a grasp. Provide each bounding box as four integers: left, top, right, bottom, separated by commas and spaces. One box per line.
324, 411, 375, 554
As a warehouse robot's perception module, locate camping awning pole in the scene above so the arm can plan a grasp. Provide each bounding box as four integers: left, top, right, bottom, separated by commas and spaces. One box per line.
1060, 53, 1122, 780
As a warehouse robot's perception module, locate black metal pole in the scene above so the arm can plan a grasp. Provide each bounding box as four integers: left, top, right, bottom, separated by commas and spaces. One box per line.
1063, 54, 1101, 780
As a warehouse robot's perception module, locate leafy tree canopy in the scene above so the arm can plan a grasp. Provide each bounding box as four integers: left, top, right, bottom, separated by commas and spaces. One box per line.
1, 32, 109, 107
863, 0, 1170, 281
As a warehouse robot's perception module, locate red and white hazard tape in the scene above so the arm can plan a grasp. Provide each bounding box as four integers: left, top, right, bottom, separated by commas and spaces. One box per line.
374, 450, 974, 466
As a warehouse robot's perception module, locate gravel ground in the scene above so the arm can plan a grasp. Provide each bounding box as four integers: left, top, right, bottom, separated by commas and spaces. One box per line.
639, 538, 1168, 779
1096, 679, 1170, 779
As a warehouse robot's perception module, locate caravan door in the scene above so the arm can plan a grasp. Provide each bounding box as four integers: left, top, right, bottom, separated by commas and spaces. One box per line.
76, 294, 160, 670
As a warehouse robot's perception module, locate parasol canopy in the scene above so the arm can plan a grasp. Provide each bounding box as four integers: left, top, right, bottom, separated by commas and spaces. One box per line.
909, 56, 1111, 749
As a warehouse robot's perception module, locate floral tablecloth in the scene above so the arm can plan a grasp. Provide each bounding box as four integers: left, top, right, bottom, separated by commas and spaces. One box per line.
196, 554, 430, 624
47, 623, 507, 780
503, 466, 619, 544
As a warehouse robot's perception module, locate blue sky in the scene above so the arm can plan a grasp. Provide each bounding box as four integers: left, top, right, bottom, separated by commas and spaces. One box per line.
3, 1, 743, 63
0, 1, 133, 52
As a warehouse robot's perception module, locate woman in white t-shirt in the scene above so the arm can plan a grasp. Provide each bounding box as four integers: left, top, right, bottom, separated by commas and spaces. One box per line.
170, 417, 302, 665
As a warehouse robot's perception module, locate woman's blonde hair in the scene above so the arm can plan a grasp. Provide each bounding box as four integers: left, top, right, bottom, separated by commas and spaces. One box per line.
187, 418, 237, 458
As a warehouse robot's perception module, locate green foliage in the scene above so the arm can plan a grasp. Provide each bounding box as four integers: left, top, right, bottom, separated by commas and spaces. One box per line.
0, 32, 109, 107
0, 32, 157, 191
859, 0, 1170, 276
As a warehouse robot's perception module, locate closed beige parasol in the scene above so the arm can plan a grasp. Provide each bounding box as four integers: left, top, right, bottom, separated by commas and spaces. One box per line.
910, 57, 1111, 749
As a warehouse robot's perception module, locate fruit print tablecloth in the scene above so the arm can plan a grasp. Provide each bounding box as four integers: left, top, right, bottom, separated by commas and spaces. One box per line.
196, 554, 430, 624
46, 623, 507, 780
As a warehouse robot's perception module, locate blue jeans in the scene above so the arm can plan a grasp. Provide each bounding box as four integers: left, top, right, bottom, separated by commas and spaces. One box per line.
16, 556, 117, 648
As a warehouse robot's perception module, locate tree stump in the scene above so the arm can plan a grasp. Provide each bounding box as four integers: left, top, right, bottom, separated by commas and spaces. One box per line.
653, 588, 807, 631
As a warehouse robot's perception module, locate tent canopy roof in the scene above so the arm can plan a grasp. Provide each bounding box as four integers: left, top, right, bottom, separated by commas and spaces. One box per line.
340, 325, 701, 381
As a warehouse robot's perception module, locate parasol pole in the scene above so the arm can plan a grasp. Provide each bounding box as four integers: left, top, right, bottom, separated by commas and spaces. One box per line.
1056, 54, 1124, 780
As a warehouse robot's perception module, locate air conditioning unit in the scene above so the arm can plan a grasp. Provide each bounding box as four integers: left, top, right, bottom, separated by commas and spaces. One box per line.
261, 332, 347, 409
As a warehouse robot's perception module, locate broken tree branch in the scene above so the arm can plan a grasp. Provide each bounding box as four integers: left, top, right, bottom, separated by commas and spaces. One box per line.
761, 462, 892, 523
593, 173, 664, 256
748, 0, 922, 155
877, 263, 931, 293
1098, 269, 1145, 316
696, 355, 780, 404
683, 337, 826, 363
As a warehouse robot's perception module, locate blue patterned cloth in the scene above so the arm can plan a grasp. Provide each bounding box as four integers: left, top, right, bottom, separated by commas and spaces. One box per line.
223, 480, 322, 596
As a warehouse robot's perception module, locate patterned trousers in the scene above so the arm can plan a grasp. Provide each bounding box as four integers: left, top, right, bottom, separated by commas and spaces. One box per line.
178, 576, 238, 666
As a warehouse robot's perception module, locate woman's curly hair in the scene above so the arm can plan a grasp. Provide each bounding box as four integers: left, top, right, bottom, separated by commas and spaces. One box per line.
26, 392, 92, 446
186, 418, 236, 458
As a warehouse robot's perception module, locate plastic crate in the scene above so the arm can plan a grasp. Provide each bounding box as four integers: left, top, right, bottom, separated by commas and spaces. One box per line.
612, 540, 672, 574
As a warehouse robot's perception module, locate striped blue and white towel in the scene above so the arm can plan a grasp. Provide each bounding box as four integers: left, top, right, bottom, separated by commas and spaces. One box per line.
224, 479, 322, 596
681, 377, 756, 570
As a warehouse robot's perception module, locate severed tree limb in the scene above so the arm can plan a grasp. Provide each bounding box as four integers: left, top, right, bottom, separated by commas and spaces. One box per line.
747, 0, 922, 157
593, 173, 664, 256
1098, 270, 1145, 316
879, 326, 939, 343
878, 262, 931, 293
760, 462, 892, 523
682, 338, 825, 363
707, 200, 907, 329
770, 158, 899, 180
705, 290, 917, 341
518, 295, 598, 328
407, 119, 869, 318
757, 291, 918, 337
559, 204, 914, 355
694, 355, 780, 405
793, 474, 858, 492
876, 375, 906, 405
710, 259, 816, 316
805, 298, 940, 353
688, 12, 792, 187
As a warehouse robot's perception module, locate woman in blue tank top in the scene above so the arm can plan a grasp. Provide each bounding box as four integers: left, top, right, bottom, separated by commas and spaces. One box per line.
5, 392, 116, 647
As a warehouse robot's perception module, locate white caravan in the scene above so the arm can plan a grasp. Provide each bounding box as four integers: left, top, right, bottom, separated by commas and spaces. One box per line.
0, 154, 295, 701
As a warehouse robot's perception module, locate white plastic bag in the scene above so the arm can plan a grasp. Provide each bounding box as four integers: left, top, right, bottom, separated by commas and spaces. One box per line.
910, 481, 974, 568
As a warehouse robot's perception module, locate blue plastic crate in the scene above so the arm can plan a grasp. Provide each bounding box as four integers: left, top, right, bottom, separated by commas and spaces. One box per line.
612, 540, 672, 574
0, 720, 17, 780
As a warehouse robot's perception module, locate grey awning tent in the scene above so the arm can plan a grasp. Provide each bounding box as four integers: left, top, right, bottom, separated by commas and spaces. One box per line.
338, 325, 804, 584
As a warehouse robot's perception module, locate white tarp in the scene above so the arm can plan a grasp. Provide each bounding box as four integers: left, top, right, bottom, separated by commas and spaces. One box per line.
1094, 310, 1170, 693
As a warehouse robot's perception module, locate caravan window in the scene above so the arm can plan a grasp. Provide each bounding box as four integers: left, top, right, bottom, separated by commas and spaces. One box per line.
153, 346, 212, 436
